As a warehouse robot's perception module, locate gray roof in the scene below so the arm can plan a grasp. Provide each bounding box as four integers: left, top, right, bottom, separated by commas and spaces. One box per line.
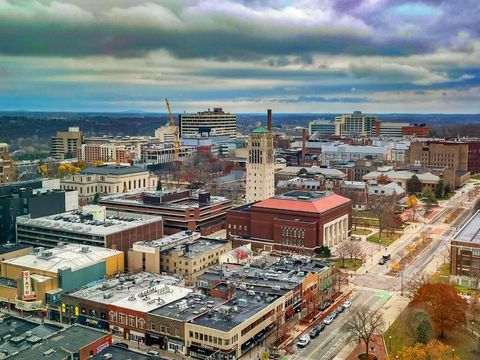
81, 165, 147, 176
454, 211, 480, 244
91, 344, 165, 360
10, 324, 109, 360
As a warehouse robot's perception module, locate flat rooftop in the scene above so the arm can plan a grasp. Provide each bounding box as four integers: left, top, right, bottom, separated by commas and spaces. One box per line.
13, 324, 109, 360
0, 314, 62, 359
161, 238, 229, 258
91, 344, 164, 360
16, 209, 162, 236
0, 243, 31, 255
111, 283, 191, 313
191, 287, 280, 332
2, 243, 122, 273
101, 191, 230, 210
454, 211, 480, 244
65, 272, 183, 306
149, 293, 225, 321
81, 165, 148, 176
133, 231, 201, 251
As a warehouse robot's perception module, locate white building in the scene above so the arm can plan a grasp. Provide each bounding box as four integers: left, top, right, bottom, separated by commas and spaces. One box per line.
245, 126, 275, 203
334, 111, 377, 137
154, 125, 175, 143
179, 108, 237, 139
320, 143, 391, 165
309, 120, 335, 137
376, 122, 409, 138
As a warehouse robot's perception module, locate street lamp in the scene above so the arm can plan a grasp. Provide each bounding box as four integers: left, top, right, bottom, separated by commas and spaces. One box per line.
389, 335, 392, 352
452, 348, 455, 359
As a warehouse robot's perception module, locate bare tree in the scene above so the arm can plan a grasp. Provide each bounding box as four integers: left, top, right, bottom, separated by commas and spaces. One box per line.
346, 240, 362, 266
336, 241, 350, 268
343, 305, 385, 359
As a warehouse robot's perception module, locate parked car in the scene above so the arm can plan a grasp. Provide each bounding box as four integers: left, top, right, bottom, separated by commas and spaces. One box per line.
297, 334, 311, 347
114, 343, 129, 350
323, 314, 335, 325
331, 309, 338, 319
337, 305, 344, 313
146, 350, 160, 357
320, 300, 331, 311
309, 328, 320, 338
315, 323, 326, 332
342, 300, 352, 309
378, 257, 387, 265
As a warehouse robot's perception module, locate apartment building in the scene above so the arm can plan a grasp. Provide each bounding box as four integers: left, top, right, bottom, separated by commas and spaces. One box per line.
60, 165, 157, 201
51, 127, 84, 160
334, 111, 377, 137
77, 143, 137, 164
179, 108, 237, 139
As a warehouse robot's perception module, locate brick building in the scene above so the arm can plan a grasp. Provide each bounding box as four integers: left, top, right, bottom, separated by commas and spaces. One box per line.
227, 191, 351, 252
407, 141, 469, 171
401, 124, 429, 137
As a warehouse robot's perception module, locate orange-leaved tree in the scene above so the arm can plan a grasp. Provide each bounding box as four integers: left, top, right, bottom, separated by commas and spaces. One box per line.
411, 283, 467, 338
389, 339, 458, 360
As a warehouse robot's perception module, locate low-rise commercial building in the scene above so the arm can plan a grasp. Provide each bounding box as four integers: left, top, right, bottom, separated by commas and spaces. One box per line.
0, 243, 123, 320
61, 165, 158, 202
129, 232, 231, 285
13, 323, 112, 360
227, 191, 352, 252
16, 205, 163, 251
100, 190, 231, 235
362, 168, 440, 190
61, 272, 181, 332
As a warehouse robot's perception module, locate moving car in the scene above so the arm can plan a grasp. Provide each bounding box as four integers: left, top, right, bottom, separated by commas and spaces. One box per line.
323, 314, 335, 325
297, 334, 311, 347
378, 257, 387, 265
342, 300, 352, 309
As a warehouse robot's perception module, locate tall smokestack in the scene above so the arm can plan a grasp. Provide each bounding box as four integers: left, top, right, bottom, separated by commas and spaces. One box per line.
302, 128, 307, 160
267, 109, 272, 131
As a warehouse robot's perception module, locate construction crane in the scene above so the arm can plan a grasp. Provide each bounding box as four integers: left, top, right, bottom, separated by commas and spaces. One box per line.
165, 98, 180, 163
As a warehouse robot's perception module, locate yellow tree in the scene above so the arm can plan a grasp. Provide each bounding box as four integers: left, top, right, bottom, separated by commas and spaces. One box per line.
389, 339, 458, 360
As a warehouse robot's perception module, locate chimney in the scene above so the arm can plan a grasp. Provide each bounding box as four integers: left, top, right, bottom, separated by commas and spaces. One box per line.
302, 128, 307, 160
267, 109, 272, 131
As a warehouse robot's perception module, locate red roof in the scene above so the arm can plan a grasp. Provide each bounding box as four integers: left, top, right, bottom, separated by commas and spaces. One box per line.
252, 194, 351, 214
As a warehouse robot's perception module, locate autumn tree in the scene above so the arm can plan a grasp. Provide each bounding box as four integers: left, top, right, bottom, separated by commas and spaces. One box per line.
470, 293, 480, 322
389, 339, 458, 360
376, 173, 390, 185
411, 283, 467, 338
343, 305, 384, 359
407, 174, 423, 193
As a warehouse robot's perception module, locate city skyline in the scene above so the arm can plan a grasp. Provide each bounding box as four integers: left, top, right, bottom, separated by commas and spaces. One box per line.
1, 0, 479, 113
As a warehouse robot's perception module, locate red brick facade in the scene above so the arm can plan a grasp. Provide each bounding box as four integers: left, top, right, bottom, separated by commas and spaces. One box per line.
106, 220, 163, 251
227, 195, 352, 252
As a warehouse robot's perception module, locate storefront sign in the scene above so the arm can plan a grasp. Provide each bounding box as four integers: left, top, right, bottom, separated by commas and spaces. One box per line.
21, 271, 35, 300
15, 298, 44, 311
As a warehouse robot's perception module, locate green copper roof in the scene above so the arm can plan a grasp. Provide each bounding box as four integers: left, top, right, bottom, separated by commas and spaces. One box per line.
251, 126, 270, 133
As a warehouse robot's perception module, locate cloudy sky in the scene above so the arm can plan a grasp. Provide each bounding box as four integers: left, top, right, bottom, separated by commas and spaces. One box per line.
0, 0, 479, 113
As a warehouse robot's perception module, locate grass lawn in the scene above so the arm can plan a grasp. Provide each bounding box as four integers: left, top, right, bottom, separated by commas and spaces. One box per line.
352, 228, 372, 235
384, 307, 479, 359
366, 232, 402, 246
430, 263, 480, 295
332, 258, 363, 271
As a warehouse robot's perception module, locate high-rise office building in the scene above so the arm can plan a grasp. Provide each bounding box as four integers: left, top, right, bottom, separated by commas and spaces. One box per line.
309, 120, 335, 137
334, 111, 377, 137
245, 126, 274, 203
0, 143, 13, 184
179, 108, 237, 139
50, 127, 84, 160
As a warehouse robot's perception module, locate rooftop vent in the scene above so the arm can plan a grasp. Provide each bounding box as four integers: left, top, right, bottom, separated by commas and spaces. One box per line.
33, 247, 45, 254
81, 246, 90, 253
238, 298, 248, 307
38, 251, 54, 259
43, 349, 56, 357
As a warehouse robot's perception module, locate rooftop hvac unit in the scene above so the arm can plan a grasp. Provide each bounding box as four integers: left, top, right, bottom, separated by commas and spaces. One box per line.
33, 247, 45, 254
81, 246, 90, 253
128, 295, 136, 301
38, 251, 54, 259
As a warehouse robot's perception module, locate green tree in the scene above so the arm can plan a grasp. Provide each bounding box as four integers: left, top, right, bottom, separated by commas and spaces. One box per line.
413, 311, 432, 344
421, 188, 438, 212
434, 179, 446, 198
407, 174, 423, 193
315, 245, 331, 258
156, 178, 163, 191
298, 168, 308, 176
93, 192, 100, 204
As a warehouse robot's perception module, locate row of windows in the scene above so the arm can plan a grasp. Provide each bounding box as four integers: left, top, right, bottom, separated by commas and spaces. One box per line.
109, 311, 146, 329
281, 227, 305, 239
188, 331, 237, 346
